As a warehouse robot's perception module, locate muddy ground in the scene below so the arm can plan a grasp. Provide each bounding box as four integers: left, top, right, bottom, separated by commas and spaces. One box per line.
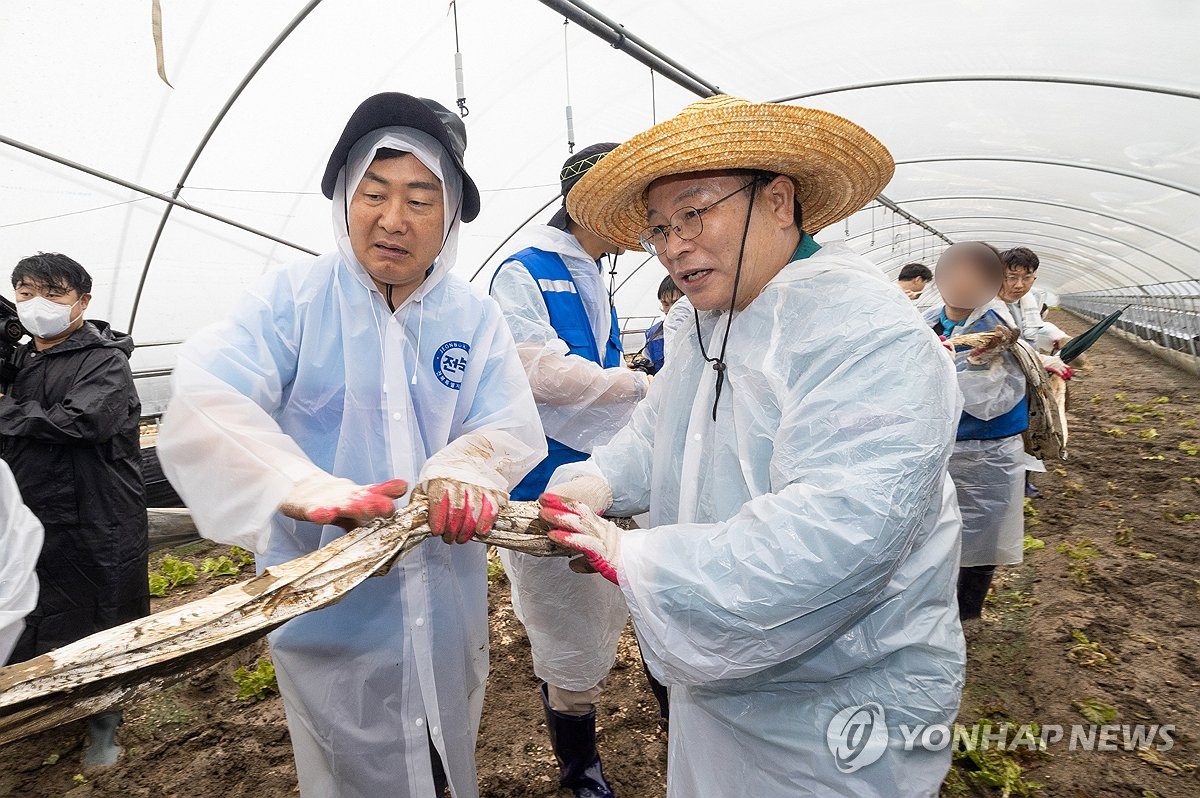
1, 310, 1196, 797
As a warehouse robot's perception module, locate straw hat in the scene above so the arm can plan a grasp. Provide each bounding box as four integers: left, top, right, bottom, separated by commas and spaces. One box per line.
566, 95, 895, 251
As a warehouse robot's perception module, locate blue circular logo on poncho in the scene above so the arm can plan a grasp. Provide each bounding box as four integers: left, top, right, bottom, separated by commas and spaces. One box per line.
433, 341, 471, 390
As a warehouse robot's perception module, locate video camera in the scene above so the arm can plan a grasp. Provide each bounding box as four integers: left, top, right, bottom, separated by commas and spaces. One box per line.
628, 353, 657, 376
0, 295, 29, 391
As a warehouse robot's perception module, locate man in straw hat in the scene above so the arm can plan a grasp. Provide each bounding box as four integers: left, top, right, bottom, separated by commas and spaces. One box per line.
532, 95, 967, 796
158, 93, 546, 797
489, 143, 660, 798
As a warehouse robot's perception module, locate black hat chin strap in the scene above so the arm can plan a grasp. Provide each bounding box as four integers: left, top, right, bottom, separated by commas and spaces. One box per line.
605, 251, 619, 305
695, 179, 760, 422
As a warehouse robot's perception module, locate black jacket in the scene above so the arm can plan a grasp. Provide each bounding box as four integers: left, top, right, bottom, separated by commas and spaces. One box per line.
0, 320, 149, 662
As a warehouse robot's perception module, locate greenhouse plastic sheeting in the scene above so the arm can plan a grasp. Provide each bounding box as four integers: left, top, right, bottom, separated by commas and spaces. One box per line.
2, 1, 1198, 369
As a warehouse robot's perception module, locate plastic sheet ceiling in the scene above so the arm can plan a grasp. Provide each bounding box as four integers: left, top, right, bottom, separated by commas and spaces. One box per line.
2, 0, 1197, 358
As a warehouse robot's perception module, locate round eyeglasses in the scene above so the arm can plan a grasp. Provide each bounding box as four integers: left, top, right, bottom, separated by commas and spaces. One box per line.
638, 179, 761, 257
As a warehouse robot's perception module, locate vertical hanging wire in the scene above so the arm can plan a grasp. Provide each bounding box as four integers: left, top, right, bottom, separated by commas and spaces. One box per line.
869, 203, 876, 246
563, 18, 575, 153
843, 214, 850, 239
650, 68, 657, 124
451, 1, 468, 117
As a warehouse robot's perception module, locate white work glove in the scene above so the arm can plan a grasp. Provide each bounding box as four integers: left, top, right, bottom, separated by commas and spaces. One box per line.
1040, 353, 1074, 381
629, 369, 651, 400
966, 324, 1020, 366
539, 493, 626, 585
544, 475, 614, 515
418, 478, 507, 545
279, 474, 409, 531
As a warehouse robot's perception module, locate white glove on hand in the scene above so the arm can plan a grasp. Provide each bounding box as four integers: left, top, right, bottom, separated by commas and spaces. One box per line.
539, 493, 626, 585
543, 475, 614, 515
1040, 353, 1074, 380
420, 478, 507, 544
279, 474, 409, 531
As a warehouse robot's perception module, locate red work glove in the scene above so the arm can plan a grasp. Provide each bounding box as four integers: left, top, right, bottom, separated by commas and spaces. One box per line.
280, 474, 409, 531
421, 478, 506, 544
539, 493, 626, 585
1041, 354, 1073, 380
1046, 364, 1073, 380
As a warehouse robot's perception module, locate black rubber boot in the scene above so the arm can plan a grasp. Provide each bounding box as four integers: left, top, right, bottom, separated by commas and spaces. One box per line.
958, 565, 997, 620
541, 684, 615, 798
83, 711, 123, 768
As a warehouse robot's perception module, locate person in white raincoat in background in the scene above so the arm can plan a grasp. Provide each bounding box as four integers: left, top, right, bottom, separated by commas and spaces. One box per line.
489, 143, 657, 798
925, 243, 1031, 620
535, 96, 967, 797
996, 246, 1073, 501
157, 94, 545, 798
0, 459, 43, 664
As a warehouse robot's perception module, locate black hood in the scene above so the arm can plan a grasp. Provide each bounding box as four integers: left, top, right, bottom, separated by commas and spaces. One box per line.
322, 93, 481, 222
36, 320, 134, 359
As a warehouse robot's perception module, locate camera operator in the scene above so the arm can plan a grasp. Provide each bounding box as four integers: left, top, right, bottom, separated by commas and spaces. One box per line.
0, 253, 148, 768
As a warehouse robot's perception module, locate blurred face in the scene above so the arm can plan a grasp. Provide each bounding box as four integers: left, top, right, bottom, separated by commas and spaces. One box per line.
644, 171, 798, 312
998, 266, 1037, 303
935, 247, 1002, 310
348, 153, 445, 299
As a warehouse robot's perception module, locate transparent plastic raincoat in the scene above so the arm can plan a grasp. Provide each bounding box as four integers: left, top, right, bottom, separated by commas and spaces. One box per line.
490, 225, 644, 692
660, 294, 694, 368
158, 129, 544, 797
1005, 291, 1044, 347
490, 225, 647, 453
927, 300, 1030, 567
555, 241, 966, 797
0, 459, 42, 664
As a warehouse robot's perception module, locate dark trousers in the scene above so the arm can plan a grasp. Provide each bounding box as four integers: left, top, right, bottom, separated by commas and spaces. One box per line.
429, 735, 448, 797
957, 565, 997, 619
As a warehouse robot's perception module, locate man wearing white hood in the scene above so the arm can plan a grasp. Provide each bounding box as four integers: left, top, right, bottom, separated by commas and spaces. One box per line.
157, 93, 546, 797
488, 143, 652, 798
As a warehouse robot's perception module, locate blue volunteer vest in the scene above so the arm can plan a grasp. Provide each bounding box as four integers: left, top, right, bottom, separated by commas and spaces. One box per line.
942, 309, 1030, 440
644, 320, 666, 372
492, 247, 623, 500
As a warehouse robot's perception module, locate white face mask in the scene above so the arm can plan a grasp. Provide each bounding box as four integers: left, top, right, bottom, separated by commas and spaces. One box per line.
17, 295, 79, 338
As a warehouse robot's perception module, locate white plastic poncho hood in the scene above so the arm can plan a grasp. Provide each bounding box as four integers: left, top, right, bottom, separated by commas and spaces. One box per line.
332, 126, 463, 306
158, 128, 544, 798
555, 241, 966, 797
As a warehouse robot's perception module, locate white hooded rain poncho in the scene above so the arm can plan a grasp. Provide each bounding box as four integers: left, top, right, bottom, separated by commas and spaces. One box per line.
157, 127, 544, 798
0, 459, 42, 664
927, 299, 1031, 567
489, 224, 647, 693
556, 241, 966, 797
